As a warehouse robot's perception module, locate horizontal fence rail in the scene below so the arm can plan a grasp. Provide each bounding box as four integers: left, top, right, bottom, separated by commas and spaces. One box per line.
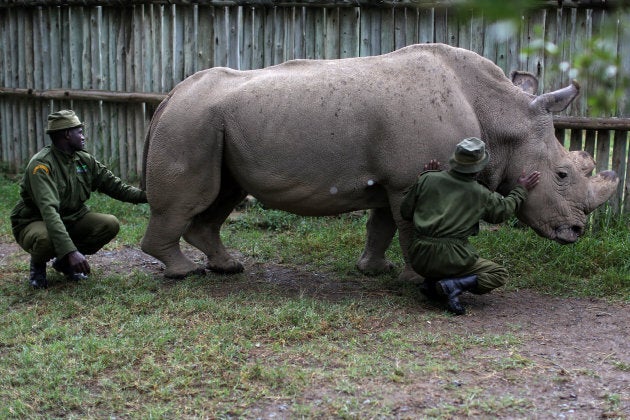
1, 1, 629, 214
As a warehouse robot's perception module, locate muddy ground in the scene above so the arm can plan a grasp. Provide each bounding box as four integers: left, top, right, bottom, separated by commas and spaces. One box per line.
1, 240, 628, 418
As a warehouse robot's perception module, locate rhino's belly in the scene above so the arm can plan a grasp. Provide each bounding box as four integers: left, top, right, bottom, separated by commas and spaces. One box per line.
240, 177, 391, 216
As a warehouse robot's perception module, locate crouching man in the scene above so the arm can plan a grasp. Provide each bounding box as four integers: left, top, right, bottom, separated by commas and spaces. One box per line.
10, 110, 147, 289
400, 137, 540, 315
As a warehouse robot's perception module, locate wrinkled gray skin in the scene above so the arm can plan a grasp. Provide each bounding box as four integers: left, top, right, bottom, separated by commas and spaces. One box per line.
141, 43, 619, 279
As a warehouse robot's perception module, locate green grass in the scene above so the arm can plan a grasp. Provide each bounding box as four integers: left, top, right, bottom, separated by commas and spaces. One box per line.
223, 201, 629, 301
472, 216, 630, 300
0, 173, 628, 417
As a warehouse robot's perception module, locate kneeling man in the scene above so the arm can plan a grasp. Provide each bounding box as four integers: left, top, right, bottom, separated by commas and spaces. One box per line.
401, 137, 540, 315
11, 110, 147, 289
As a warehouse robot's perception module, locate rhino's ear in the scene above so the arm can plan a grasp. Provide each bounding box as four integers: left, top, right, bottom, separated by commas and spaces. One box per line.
530, 80, 580, 112
510, 70, 539, 95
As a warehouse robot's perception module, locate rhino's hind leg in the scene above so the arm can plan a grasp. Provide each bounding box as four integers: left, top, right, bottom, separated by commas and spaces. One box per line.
356, 207, 397, 274
142, 214, 206, 279
183, 175, 247, 274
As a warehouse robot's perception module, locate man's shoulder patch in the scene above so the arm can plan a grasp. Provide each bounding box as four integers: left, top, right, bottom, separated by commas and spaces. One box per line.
32, 164, 50, 175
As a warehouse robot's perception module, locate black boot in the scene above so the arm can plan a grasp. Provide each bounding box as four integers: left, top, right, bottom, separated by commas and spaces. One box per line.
52, 257, 88, 282
29, 260, 48, 289
419, 278, 443, 301
437, 275, 478, 315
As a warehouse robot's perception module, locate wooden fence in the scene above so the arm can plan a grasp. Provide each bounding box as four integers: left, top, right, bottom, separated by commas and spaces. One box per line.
1, 0, 629, 213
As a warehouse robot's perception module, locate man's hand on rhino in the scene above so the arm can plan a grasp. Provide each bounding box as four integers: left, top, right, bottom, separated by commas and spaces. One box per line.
423, 159, 441, 172
517, 170, 541, 191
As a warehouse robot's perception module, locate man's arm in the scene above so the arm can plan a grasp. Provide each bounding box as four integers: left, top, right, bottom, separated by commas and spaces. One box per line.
482, 170, 541, 223
90, 158, 147, 203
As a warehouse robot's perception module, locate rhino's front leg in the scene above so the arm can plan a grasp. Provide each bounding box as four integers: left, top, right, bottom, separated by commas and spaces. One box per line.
395, 219, 422, 283
389, 198, 422, 283
356, 207, 397, 274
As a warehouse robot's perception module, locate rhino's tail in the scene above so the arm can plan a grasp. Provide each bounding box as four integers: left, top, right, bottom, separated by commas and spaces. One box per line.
141, 96, 171, 190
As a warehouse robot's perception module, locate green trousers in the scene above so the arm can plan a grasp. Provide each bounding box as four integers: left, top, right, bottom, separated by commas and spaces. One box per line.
450, 257, 508, 294
16, 212, 120, 264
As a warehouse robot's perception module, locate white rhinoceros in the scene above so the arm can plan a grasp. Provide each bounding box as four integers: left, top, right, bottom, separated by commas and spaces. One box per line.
141, 43, 618, 279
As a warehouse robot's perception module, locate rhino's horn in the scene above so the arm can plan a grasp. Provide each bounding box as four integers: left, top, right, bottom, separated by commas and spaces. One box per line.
585, 170, 619, 214
530, 80, 580, 112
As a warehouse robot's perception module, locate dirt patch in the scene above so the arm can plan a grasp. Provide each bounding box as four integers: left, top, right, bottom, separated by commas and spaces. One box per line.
1, 239, 628, 418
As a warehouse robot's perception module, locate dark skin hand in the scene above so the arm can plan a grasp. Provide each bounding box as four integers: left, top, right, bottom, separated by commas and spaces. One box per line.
66, 250, 91, 274
517, 170, 541, 190
423, 159, 442, 171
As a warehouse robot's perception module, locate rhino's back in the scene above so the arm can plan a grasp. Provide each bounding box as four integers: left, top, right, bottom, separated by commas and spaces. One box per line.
179, 43, 500, 100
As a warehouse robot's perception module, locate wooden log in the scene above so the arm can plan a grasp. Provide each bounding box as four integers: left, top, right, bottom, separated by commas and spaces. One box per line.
197, 4, 216, 70
241, 4, 254, 69
529, 10, 547, 88
380, 6, 394, 53
302, 5, 317, 60
610, 130, 627, 213
183, 4, 197, 78
468, 9, 484, 55
433, 7, 448, 45
339, 6, 358, 58
312, 6, 325, 59
553, 116, 630, 130
596, 129, 611, 173
260, 5, 272, 65
359, 7, 377, 57
417, 7, 434, 44
555, 127, 566, 144
569, 128, 583, 151
227, 4, 241, 67
285, 6, 296, 61
272, 6, 285, 63
543, 7, 562, 96
324, 7, 339, 59
0, 87, 167, 103
583, 129, 596, 157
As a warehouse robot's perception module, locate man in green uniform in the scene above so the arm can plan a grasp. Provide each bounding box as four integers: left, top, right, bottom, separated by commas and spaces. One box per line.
400, 137, 540, 315
11, 110, 148, 289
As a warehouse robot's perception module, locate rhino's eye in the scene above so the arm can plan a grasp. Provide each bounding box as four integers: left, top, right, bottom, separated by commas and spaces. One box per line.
557, 171, 568, 179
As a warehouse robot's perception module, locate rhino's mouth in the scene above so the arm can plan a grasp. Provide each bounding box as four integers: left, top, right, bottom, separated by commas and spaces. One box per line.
553, 225, 584, 244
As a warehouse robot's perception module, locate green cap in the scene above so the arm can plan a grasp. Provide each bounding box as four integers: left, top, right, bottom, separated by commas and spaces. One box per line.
45, 110, 83, 134
449, 137, 490, 174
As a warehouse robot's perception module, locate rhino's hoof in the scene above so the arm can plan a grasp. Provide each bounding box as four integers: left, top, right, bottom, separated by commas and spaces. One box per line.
164, 266, 207, 279
356, 258, 395, 275
206, 260, 244, 274
397, 269, 422, 283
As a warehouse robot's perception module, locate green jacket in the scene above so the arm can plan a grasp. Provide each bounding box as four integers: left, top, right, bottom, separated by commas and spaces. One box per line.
11, 145, 147, 259
400, 169, 528, 278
